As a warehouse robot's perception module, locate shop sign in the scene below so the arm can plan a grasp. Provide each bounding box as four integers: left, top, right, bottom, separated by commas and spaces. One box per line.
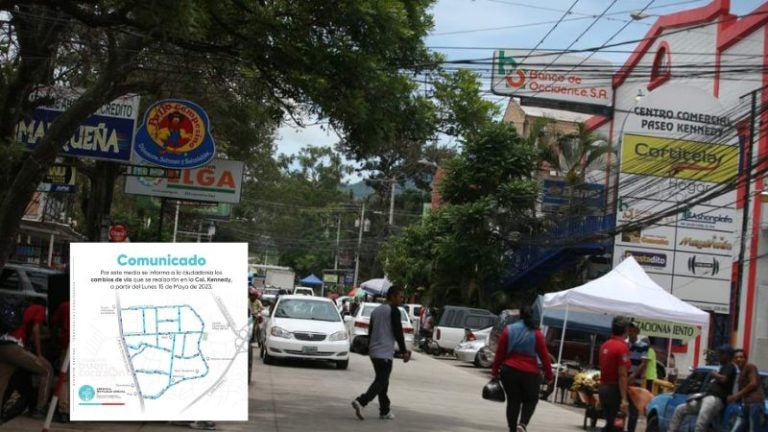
38, 164, 77, 193
17, 87, 139, 162
125, 159, 243, 204
633, 318, 700, 340
133, 99, 215, 169
491, 50, 613, 112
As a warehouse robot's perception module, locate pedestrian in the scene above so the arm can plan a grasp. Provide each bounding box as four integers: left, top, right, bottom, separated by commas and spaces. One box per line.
668, 344, 737, 432
598, 316, 631, 432
249, 288, 264, 343
645, 342, 657, 391
0, 299, 54, 419
490, 306, 553, 432
351, 285, 411, 421
626, 322, 649, 432
728, 349, 765, 432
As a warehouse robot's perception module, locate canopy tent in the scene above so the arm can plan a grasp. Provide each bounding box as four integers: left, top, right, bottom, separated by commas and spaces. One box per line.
541, 256, 710, 396
299, 274, 323, 286
360, 278, 392, 297
533, 295, 612, 335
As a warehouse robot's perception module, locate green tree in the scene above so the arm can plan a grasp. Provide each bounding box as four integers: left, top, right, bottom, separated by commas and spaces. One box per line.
0, 0, 438, 267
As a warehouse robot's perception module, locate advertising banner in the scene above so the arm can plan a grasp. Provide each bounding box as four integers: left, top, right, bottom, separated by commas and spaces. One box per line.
491, 50, 613, 112
125, 159, 244, 204
633, 318, 700, 340
18, 88, 139, 162
613, 85, 738, 313
38, 164, 77, 193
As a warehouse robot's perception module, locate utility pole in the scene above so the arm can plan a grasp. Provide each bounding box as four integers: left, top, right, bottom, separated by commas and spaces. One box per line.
353, 202, 366, 288
388, 179, 396, 228
333, 215, 341, 271
171, 200, 180, 243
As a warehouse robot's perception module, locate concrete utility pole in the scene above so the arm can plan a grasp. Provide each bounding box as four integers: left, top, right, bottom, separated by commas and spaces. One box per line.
353, 202, 366, 288
333, 215, 341, 271
389, 179, 396, 228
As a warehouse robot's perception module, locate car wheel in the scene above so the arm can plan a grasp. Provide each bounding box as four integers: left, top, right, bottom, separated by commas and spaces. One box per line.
336, 360, 349, 370
263, 347, 275, 365
646, 413, 659, 432
474, 351, 492, 368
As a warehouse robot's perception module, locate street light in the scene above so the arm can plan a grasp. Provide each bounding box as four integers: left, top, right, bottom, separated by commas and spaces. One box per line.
630, 10, 650, 20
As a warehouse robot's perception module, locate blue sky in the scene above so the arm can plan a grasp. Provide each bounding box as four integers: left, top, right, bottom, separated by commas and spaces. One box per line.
276, 0, 765, 158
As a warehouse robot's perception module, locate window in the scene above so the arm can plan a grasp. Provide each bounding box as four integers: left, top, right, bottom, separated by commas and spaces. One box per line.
648, 41, 672, 91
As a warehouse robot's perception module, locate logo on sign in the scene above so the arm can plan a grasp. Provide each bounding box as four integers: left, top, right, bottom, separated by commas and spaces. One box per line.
624, 251, 667, 268
109, 224, 128, 242
497, 51, 526, 89
134, 99, 215, 169
621, 229, 670, 246
678, 235, 733, 251
680, 208, 733, 226
687, 255, 720, 276
78, 385, 95, 402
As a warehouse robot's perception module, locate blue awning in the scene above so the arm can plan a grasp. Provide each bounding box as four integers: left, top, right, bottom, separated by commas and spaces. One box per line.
299, 274, 323, 286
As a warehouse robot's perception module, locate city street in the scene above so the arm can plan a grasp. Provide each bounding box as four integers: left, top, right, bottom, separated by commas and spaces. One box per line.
3, 350, 590, 432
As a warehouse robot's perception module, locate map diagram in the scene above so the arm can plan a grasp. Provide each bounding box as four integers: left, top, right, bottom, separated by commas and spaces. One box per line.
119, 305, 209, 400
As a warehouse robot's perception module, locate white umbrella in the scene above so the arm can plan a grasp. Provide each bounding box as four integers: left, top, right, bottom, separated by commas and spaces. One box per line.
360, 278, 392, 297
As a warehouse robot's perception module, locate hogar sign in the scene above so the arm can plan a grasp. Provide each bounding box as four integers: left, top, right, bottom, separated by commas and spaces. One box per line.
16, 90, 139, 162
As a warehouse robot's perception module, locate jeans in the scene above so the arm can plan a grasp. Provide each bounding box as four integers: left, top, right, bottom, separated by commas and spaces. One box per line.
357, 358, 393, 416
599, 384, 622, 432
668, 395, 723, 432
499, 366, 541, 431
732, 402, 767, 432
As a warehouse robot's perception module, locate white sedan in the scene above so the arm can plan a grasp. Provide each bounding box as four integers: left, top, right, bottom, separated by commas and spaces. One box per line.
262, 295, 350, 369
345, 302, 414, 354
455, 336, 493, 368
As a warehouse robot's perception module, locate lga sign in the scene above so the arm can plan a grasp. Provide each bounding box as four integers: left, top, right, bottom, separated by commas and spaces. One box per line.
491, 50, 613, 114
17, 87, 139, 162
125, 158, 244, 204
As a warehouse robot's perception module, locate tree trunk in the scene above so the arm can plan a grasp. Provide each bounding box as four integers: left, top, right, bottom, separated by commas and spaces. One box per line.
84, 161, 121, 241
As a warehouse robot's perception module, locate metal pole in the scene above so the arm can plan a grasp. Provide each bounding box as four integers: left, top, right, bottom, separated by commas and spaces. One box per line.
552, 304, 569, 403
389, 179, 396, 227
334, 216, 341, 271
353, 202, 365, 288
172, 200, 180, 243
734, 91, 756, 334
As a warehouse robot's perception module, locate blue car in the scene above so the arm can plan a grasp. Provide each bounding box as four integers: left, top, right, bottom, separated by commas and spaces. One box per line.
646, 366, 768, 432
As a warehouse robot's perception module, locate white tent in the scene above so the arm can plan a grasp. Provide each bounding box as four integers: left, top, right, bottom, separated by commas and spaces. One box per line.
543, 256, 710, 327
542, 256, 710, 394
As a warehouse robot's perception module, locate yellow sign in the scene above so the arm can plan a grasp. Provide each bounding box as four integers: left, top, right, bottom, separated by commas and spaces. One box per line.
621, 134, 739, 183
633, 318, 700, 340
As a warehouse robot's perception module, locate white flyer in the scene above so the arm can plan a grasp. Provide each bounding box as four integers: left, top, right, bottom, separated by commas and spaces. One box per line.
70, 242, 248, 421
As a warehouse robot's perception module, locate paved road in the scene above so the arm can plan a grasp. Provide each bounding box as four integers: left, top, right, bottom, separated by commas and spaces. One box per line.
3, 350, 591, 432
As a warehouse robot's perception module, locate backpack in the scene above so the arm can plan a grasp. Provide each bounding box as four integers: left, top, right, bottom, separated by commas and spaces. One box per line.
0, 302, 24, 335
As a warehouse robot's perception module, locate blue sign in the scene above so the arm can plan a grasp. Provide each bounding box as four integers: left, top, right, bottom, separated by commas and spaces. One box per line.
541, 179, 605, 209
19, 109, 136, 162
133, 99, 216, 169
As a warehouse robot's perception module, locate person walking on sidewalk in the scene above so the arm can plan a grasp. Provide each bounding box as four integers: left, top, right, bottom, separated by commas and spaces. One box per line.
351, 285, 411, 420
490, 306, 553, 432
598, 316, 631, 432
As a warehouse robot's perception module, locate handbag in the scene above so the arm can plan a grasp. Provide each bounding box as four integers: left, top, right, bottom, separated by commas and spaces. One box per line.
482, 378, 506, 402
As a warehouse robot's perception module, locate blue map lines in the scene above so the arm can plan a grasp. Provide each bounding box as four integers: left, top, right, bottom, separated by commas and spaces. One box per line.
120, 305, 209, 400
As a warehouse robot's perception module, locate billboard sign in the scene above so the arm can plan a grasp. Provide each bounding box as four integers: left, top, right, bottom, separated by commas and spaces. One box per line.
133, 99, 216, 169
491, 50, 613, 112
125, 159, 244, 204
38, 164, 77, 193
613, 85, 737, 313
17, 87, 139, 162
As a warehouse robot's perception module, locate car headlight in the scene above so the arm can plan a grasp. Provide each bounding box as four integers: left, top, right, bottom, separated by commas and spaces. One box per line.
328, 331, 348, 342
270, 326, 292, 339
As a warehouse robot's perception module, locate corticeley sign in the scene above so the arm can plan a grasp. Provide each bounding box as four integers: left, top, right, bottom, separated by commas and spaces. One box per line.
491, 50, 613, 113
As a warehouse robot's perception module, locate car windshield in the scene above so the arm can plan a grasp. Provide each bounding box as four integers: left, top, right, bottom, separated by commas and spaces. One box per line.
361, 305, 409, 322
274, 299, 340, 322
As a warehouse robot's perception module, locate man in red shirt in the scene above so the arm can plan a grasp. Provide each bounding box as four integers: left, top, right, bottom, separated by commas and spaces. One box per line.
0, 301, 54, 419
598, 316, 631, 432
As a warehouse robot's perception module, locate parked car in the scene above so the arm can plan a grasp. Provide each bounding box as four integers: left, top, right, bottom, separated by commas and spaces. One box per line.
401, 304, 422, 324
433, 306, 498, 355
344, 302, 414, 354
0, 263, 67, 318
261, 295, 350, 369
293, 286, 315, 296
455, 335, 494, 368
646, 366, 768, 432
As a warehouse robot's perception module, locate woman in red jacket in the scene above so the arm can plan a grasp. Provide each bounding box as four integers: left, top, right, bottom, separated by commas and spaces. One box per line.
491, 307, 554, 432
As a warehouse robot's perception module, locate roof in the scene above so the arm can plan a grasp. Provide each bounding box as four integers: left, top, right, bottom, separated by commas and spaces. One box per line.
514, 98, 592, 123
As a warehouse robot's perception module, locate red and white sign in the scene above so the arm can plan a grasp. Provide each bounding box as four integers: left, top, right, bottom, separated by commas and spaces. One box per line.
109, 224, 128, 242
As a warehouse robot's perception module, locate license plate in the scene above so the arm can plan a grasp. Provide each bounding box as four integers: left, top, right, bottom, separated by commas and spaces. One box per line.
302, 346, 317, 353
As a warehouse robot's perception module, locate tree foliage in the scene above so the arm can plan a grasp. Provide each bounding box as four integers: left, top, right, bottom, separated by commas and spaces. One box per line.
0, 0, 438, 267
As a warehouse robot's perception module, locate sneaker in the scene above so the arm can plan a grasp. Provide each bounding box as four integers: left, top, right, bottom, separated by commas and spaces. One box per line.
379, 412, 396, 420
516, 424, 527, 432
351, 400, 365, 420
189, 421, 216, 430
